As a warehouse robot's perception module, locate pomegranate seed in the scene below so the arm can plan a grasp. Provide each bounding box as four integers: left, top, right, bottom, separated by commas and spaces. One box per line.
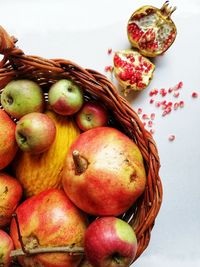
160, 88, 167, 97
149, 89, 158, 96
143, 122, 146, 127
155, 101, 161, 107
168, 87, 173, 93
174, 102, 179, 110
177, 81, 183, 89
192, 92, 198, 98
107, 48, 112, 55
104, 65, 113, 72
162, 110, 168, 117
173, 92, 180, 98
148, 120, 153, 127
142, 114, 149, 120
150, 129, 155, 135
150, 113, 155, 120
137, 108, 142, 114
168, 135, 175, 141
179, 100, 184, 107
149, 98, 154, 104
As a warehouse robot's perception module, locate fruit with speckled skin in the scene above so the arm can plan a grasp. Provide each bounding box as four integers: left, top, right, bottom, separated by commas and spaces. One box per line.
0, 230, 14, 267
0, 172, 22, 228
75, 102, 108, 131
1, 79, 45, 119
10, 189, 88, 267
84, 217, 137, 267
15, 112, 56, 154
62, 127, 146, 216
48, 79, 84, 116
0, 110, 18, 170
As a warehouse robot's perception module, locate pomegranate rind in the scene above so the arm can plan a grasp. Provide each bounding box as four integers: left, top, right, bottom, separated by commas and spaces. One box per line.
113, 49, 155, 95
127, 3, 177, 57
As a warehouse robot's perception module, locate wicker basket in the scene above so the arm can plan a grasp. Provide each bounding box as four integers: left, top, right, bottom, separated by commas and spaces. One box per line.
0, 25, 162, 264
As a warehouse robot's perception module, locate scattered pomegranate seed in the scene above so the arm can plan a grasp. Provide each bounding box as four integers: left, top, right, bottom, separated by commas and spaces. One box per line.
160, 88, 167, 97
143, 122, 146, 127
179, 100, 184, 108
148, 120, 153, 127
150, 129, 155, 135
162, 110, 168, 117
192, 92, 198, 98
142, 114, 149, 120
174, 102, 179, 110
168, 87, 173, 93
150, 113, 155, 120
104, 65, 113, 72
173, 92, 180, 98
107, 48, 112, 55
149, 89, 158, 96
137, 108, 142, 114
168, 135, 175, 141
149, 98, 154, 104
177, 81, 183, 89
155, 101, 161, 107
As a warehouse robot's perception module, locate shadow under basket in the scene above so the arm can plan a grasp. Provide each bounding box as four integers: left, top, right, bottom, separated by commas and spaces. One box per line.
0, 25, 162, 264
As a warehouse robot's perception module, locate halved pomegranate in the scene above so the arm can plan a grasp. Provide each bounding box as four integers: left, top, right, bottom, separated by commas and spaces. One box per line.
113, 49, 155, 95
127, 1, 177, 57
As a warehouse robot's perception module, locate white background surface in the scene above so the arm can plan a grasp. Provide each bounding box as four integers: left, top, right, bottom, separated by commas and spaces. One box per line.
1, 0, 200, 266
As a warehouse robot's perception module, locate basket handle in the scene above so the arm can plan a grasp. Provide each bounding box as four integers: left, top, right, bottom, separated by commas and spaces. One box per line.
0, 25, 24, 67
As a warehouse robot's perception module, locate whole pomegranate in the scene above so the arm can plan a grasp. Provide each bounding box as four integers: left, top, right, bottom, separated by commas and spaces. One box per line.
10, 189, 88, 267
0, 109, 18, 170
62, 127, 146, 216
127, 1, 177, 57
0, 230, 14, 267
0, 172, 23, 228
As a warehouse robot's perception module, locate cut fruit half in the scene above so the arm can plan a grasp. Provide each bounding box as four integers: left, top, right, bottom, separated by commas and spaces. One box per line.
113, 49, 155, 95
127, 1, 177, 57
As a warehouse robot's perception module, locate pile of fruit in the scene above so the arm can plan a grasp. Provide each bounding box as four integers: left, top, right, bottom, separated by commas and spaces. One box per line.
0, 77, 147, 267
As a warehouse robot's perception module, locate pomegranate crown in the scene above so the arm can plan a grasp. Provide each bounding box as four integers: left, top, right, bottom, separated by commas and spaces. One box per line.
160, 1, 177, 18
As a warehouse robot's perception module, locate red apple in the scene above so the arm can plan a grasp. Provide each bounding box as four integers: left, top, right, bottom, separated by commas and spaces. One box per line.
15, 112, 56, 154
84, 217, 137, 267
0, 172, 23, 228
0, 230, 14, 267
0, 109, 18, 170
75, 102, 109, 131
48, 79, 84, 115
62, 127, 146, 216
10, 189, 88, 267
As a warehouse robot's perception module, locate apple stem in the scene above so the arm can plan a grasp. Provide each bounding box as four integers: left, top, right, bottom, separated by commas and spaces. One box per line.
12, 213, 30, 255
10, 246, 84, 257
72, 150, 88, 174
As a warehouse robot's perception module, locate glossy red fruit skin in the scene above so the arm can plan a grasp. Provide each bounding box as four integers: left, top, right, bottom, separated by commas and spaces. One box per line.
75, 102, 108, 131
62, 127, 146, 216
84, 217, 137, 267
10, 189, 88, 267
0, 230, 14, 267
0, 110, 18, 170
0, 172, 23, 228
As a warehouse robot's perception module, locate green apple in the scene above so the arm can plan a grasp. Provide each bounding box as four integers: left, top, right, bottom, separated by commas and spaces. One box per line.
1, 79, 45, 119
15, 112, 56, 154
48, 79, 84, 115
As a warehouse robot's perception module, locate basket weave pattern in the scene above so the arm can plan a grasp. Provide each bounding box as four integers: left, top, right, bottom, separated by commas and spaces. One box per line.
0, 26, 162, 262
